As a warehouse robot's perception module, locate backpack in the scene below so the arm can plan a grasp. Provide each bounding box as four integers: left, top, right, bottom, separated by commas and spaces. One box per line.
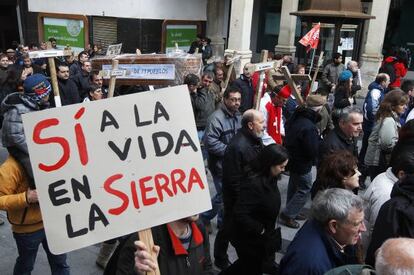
324, 264, 376, 275
379, 59, 397, 83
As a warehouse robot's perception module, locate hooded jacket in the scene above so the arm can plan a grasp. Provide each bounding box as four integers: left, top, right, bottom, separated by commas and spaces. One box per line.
284, 106, 321, 174
366, 175, 414, 265
1, 92, 40, 154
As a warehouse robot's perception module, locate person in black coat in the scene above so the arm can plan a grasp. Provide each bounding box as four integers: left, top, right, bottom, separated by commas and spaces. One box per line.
319, 106, 363, 163
71, 60, 92, 99
232, 65, 254, 113
280, 103, 323, 229
214, 109, 264, 270
366, 174, 414, 266
51, 64, 81, 106
221, 144, 289, 275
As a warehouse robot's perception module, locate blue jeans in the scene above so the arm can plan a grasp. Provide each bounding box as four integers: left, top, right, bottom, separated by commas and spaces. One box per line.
283, 171, 313, 219
13, 229, 70, 275
200, 173, 223, 228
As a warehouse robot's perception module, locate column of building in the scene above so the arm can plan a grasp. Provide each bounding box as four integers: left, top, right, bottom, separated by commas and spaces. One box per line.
206, 0, 226, 58
360, 0, 392, 92
274, 0, 299, 56
224, 0, 254, 74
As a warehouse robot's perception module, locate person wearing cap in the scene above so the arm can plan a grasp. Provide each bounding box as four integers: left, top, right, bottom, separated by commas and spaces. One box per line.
1, 74, 52, 189
279, 94, 324, 228
6, 48, 16, 64
334, 70, 354, 110
259, 84, 291, 145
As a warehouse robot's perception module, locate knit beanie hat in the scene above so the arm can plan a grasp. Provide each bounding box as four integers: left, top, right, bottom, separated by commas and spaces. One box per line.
277, 85, 291, 99
23, 74, 51, 102
338, 70, 353, 82
306, 94, 326, 107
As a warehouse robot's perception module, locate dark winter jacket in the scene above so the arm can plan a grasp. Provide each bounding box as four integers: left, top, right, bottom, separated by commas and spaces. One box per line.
69, 60, 82, 77
231, 172, 281, 255
105, 221, 214, 275
232, 74, 254, 113
333, 86, 351, 109
319, 127, 358, 163
51, 78, 81, 106
362, 81, 386, 133
203, 103, 241, 178
365, 175, 414, 266
190, 87, 216, 130
284, 107, 321, 174
71, 71, 90, 99
222, 127, 264, 217
280, 220, 359, 275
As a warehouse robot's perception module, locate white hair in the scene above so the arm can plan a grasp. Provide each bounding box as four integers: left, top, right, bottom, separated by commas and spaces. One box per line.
376, 238, 414, 275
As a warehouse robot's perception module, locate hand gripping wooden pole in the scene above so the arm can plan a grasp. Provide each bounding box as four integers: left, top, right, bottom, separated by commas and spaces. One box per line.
46, 42, 61, 106
138, 229, 161, 275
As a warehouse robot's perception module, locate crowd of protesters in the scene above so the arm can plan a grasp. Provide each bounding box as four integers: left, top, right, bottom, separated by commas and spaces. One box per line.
0, 36, 414, 275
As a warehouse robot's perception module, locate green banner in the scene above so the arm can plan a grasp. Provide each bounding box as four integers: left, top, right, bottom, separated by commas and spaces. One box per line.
166, 25, 197, 49
43, 18, 85, 50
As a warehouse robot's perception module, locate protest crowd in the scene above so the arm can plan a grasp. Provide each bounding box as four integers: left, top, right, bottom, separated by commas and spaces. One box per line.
1, 31, 414, 275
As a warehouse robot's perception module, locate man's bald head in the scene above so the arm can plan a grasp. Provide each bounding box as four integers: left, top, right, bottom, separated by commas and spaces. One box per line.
376, 238, 414, 275
241, 109, 265, 138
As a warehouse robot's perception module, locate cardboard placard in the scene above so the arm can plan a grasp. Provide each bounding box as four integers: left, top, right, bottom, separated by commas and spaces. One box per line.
22, 86, 211, 254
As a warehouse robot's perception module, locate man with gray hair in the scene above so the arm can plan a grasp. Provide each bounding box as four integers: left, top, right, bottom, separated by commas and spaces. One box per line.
280, 188, 366, 274
319, 106, 363, 162
375, 238, 414, 275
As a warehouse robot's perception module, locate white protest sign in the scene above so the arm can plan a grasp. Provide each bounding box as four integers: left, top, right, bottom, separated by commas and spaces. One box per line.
106, 43, 122, 56
22, 85, 211, 254
102, 64, 175, 80
29, 49, 72, 59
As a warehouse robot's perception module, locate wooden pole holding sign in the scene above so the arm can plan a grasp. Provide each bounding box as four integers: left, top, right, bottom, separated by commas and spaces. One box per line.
46, 42, 60, 105
138, 230, 161, 275
254, 50, 269, 110
223, 51, 238, 91
107, 59, 119, 98
29, 43, 72, 107
281, 66, 305, 105
310, 51, 324, 93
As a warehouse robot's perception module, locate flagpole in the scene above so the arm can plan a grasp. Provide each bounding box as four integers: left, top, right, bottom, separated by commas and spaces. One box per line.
309, 48, 316, 73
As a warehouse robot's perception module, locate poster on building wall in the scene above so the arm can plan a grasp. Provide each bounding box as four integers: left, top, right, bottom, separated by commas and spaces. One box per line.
43, 17, 86, 53
165, 25, 198, 53
161, 21, 201, 54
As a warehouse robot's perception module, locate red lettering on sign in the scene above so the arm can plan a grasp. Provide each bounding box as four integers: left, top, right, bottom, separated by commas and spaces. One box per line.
139, 176, 157, 206
103, 174, 128, 215
33, 118, 70, 172
170, 169, 187, 194
154, 173, 173, 202
188, 168, 205, 192
74, 107, 89, 166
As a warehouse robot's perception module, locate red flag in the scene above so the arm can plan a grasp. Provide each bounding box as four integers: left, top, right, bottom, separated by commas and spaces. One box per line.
299, 23, 320, 52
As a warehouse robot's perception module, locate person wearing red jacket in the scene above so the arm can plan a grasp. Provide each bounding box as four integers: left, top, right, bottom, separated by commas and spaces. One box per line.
259, 85, 291, 145
383, 55, 408, 89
